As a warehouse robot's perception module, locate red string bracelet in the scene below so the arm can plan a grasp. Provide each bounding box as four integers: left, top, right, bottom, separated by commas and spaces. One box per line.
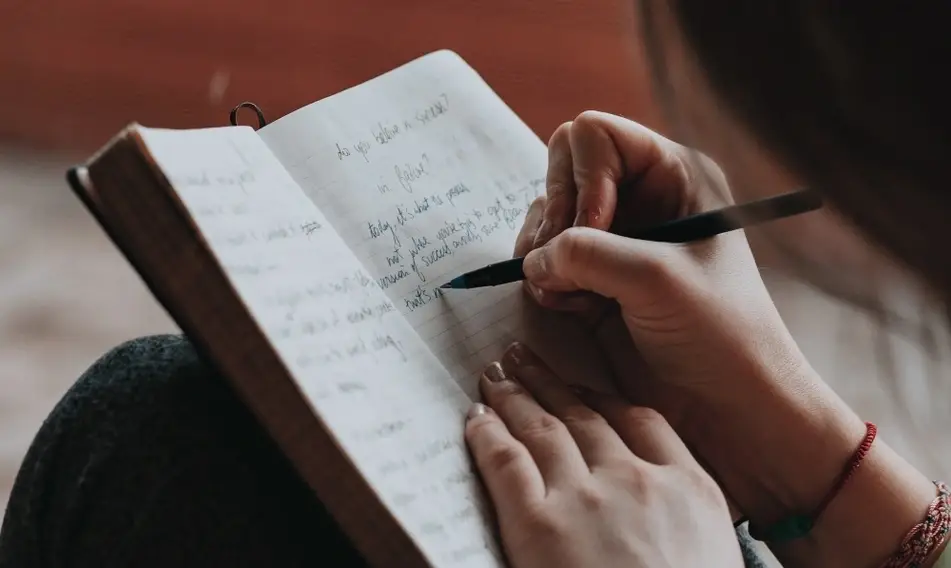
749, 421, 878, 542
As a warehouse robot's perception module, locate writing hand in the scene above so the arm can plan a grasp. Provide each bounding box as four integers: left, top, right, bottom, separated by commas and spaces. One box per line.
465, 342, 744, 568
517, 114, 942, 568
517, 111, 812, 422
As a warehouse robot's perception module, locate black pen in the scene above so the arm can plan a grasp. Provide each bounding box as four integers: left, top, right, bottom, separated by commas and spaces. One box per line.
439, 189, 822, 290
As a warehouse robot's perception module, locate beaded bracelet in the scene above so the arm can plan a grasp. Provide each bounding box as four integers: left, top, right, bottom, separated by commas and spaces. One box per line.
880, 481, 950, 568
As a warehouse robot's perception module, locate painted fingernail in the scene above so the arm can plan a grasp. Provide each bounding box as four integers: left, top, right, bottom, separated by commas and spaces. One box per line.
482, 362, 507, 383
467, 402, 490, 420
506, 342, 536, 367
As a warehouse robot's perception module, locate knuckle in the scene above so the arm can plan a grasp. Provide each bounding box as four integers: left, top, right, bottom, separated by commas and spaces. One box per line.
550, 227, 597, 276
634, 465, 657, 491
517, 412, 566, 441
576, 485, 608, 513
558, 405, 604, 428
529, 195, 547, 213
669, 146, 729, 198
482, 442, 525, 473
573, 110, 604, 128
630, 248, 685, 289
614, 462, 653, 495
569, 112, 619, 184
547, 121, 573, 146
546, 180, 571, 201
524, 507, 566, 539
622, 405, 667, 428
685, 467, 728, 506
666, 147, 693, 188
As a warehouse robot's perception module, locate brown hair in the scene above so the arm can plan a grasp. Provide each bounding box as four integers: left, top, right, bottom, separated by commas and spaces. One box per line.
639, 2, 951, 301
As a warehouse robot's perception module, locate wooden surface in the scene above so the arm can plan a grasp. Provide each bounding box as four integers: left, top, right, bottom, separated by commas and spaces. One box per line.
0, 0, 662, 153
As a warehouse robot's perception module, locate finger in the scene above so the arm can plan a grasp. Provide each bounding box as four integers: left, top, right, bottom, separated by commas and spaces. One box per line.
524, 285, 614, 329
465, 402, 545, 515
572, 387, 696, 466
516, 189, 609, 319
500, 343, 630, 467
523, 227, 692, 309
609, 153, 689, 234
517, 196, 606, 316
567, 112, 624, 230
514, 196, 546, 257
535, 122, 577, 247
570, 111, 689, 231
479, 361, 588, 485
523, 284, 604, 314
609, 146, 732, 235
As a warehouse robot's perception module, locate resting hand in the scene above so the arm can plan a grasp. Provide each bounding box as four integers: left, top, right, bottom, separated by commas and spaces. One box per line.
465, 342, 744, 568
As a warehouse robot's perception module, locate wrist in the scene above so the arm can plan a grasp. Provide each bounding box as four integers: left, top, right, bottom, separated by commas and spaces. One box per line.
681, 356, 864, 524
681, 360, 937, 567
775, 441, 937, 567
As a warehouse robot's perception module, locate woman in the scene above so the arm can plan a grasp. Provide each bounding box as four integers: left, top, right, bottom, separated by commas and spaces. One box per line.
2, 2, 948, 568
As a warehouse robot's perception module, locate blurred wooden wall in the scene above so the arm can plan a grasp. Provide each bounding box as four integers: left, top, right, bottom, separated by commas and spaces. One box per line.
0, 0, 662, 154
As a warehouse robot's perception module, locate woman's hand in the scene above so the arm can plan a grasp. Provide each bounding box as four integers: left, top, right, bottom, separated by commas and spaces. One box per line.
465, 342, 744, 568
517, 112, 939, 568
518, 111, 811, 410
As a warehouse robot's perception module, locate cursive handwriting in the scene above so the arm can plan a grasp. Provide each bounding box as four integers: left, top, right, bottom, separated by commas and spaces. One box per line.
333, 93, 450, 163
356, 179, 533, 312
395, 154, 430, 193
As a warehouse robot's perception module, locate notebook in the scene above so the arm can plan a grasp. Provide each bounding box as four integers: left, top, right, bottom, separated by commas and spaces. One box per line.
68, 50, 616, 567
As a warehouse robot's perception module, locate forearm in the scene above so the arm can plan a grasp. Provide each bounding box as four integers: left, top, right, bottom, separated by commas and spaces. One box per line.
684, 356, 938, 567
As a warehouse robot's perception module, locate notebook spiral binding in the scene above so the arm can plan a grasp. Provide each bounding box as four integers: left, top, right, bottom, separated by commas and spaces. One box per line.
229, 102, 268, 129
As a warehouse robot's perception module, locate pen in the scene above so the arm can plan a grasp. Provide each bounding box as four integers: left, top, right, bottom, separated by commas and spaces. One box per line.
439, 189, 822, 289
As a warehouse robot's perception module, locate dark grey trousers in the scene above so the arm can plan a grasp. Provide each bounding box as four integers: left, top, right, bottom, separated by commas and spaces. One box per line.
0, 335, 767, 567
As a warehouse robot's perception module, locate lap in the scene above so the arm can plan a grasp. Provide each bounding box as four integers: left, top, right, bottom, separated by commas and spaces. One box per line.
0, 334, 366, 568
0, 334, 767, 568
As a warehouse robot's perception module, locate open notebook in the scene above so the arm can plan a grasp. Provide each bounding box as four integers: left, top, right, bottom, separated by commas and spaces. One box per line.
69, 50, 615, 567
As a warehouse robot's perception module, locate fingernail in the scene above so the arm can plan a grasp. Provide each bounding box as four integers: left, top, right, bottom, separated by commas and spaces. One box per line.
528, 283, 545, 301
589, 206, 603, 227
467, 402, 489, 420
505, 342, 536, 367
573, 208, 588, 227
482, 362, 507, 383
533, 220, 553, 246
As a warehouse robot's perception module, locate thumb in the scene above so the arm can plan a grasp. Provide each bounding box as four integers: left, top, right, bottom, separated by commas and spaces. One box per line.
522, 227, 692, 307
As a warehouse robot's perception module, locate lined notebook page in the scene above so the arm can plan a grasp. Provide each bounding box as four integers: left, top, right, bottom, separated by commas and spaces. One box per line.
137, 126, 504, 567
260, 50, 614, 398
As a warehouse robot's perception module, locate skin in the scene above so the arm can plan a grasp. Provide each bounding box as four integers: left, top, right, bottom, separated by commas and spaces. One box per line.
467, 344, 744, 568
460, 11, 946, 564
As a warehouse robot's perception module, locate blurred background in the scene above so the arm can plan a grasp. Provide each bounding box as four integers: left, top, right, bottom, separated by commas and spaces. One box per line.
0, 0, 947, 552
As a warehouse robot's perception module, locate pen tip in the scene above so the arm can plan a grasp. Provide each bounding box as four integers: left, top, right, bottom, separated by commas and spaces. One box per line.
440, 276, 466, 289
